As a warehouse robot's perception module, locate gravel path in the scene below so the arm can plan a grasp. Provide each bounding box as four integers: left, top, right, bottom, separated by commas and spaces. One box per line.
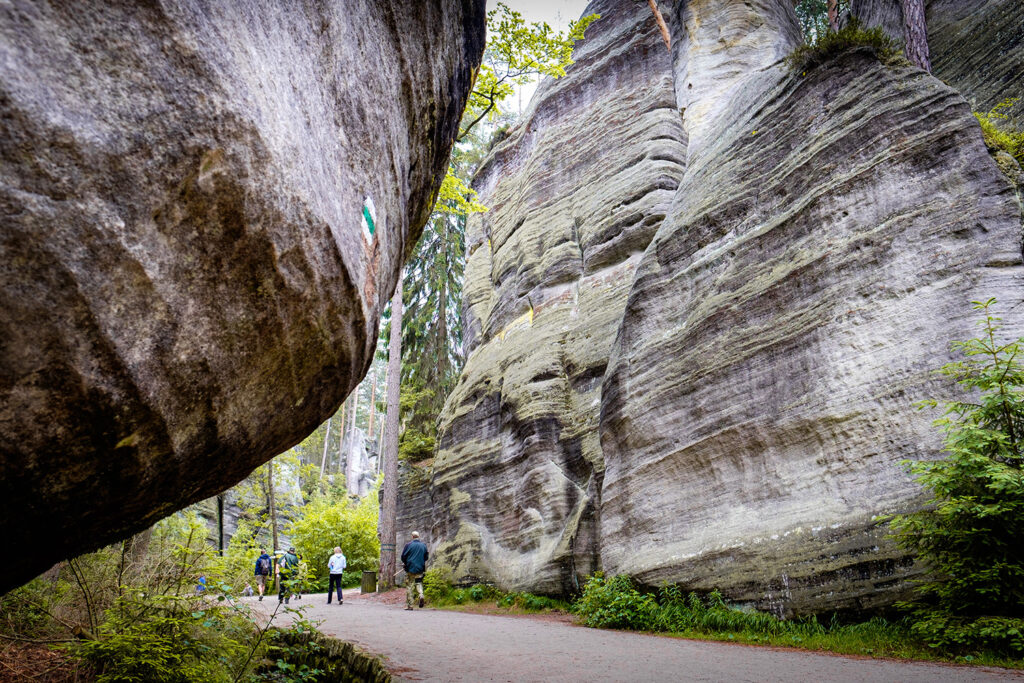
254, 591, 1023, 682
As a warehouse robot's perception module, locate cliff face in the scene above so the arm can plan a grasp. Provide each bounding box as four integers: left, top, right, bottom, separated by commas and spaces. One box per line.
0, 0, 484, 592
417, 0, 1024, 614
850, 0, 1024, 118
428, 0, 687, 593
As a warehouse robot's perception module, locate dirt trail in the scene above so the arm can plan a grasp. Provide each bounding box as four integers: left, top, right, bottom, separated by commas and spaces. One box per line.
255, 591, 1022, 682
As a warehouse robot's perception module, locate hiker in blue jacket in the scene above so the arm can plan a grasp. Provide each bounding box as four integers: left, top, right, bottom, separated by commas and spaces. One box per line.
254, 548, 272, 601
400, 531, 429, 610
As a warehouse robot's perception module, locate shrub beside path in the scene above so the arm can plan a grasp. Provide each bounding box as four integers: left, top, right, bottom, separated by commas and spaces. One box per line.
256, 591, 1022, 682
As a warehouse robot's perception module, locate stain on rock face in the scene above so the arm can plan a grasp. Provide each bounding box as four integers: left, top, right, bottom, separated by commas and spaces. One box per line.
0, 0, 485, 592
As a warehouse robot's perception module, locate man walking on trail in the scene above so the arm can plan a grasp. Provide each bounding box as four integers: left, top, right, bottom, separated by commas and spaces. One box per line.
254, 548, 272, 601
327, 546, 347, 605
278, 547, 300, 604
400, 531, 428, 610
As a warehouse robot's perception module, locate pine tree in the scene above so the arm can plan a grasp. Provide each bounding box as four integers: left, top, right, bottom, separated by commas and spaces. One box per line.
890, 299, 1024, 655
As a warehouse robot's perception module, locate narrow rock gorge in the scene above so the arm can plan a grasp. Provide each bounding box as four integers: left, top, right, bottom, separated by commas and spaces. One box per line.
406, 0, 1024, 615
0, 0, 484, 592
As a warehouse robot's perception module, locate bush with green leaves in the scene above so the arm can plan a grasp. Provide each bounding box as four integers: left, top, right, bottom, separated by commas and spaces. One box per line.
786, 18, 908, 73
572, 573, 658, 630
284, 484, 380, 589
889, 298, 1024, 655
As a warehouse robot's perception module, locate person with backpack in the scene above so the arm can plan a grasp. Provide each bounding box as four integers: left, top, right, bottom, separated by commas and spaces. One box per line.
277, 547, 300, 604
254, 548, 272, 601
400, 531, 428, 610
327, 546, 347, 605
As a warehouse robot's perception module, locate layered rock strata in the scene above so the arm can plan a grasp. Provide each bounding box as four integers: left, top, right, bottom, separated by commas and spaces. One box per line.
426, 0, 687, 594
850, 0, 1024, 118
417, 0, 1024, 614
600, 0, 1024, 616
0, 0, 484, 592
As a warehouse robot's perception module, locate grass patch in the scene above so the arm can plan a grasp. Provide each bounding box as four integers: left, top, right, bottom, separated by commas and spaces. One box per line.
786, 18, 908, 73
572, 574, 1024, 669
974, 97, 1024, 173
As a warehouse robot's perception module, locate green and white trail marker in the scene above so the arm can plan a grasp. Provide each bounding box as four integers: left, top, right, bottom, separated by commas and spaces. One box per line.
362, 196, 377, 242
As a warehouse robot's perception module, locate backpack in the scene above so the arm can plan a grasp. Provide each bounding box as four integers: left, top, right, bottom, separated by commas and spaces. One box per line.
257, 556, 270, 575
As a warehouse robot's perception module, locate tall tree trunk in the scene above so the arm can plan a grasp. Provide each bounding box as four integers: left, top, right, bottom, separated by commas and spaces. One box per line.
901, 0, 931, 72
319, 418, 332, 479
267, 460, 279, 593
827, 0, 839, 31
216, 493, 225, 556
379, 272, 403, 590
367, 364, 377, 435
438, 221, 449, 393
338, 395, 351, 476
349, 382, 359, 437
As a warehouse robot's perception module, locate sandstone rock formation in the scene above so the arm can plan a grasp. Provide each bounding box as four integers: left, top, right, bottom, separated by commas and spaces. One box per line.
412, 0, 1024, 614
0, 0, 484, 592
425, 0, 687, 594
849, 0, 1024, 118
601, 0, 1024, 616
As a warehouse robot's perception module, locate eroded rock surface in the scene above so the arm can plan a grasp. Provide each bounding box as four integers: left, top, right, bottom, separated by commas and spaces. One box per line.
424, 0, 686, 594
850, 0, 1024, 117
601, 1, 1024, 615
0, 0, 484, 592
413, 0, 1024, 614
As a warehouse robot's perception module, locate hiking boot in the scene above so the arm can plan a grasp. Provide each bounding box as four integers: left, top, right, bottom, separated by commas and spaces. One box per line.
284, 599, 289, 604
258, 595, 263, 602
404, 606, 413, 611
419, 597, 425, 608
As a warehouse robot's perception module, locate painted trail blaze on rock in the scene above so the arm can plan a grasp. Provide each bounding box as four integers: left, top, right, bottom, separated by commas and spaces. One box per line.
0, 0, 484, 592
405, 0, 1024, 615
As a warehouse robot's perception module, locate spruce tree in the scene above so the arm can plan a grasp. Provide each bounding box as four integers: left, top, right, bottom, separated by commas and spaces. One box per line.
891, 299, 1024, 655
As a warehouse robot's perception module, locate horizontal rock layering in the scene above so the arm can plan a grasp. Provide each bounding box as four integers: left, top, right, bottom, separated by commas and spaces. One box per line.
406, 0, 1024, 614
0, 0, 484, 591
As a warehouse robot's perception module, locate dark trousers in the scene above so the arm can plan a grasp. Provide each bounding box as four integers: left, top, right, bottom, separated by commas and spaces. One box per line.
328, 573, 344, 603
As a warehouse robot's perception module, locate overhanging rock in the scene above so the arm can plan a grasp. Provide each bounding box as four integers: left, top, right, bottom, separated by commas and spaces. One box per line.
0, 0, 484, 592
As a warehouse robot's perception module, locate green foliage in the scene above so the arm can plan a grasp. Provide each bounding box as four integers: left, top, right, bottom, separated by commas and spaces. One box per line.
390, 4, 600, 450
399, 427, 436, 463
1, 511, 331, 681
793, 0, 830, 42
572, 574, 658, 630
460, 3, 600, 139
73, 603, 246, 683
974, 98, 1024, 170
889, 298, 1024, 656
421, 566, 455, 604
419, 567, 566, 613
571, 575, 982, 663
284, 485, 380, 588
786, 18, 907, 73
